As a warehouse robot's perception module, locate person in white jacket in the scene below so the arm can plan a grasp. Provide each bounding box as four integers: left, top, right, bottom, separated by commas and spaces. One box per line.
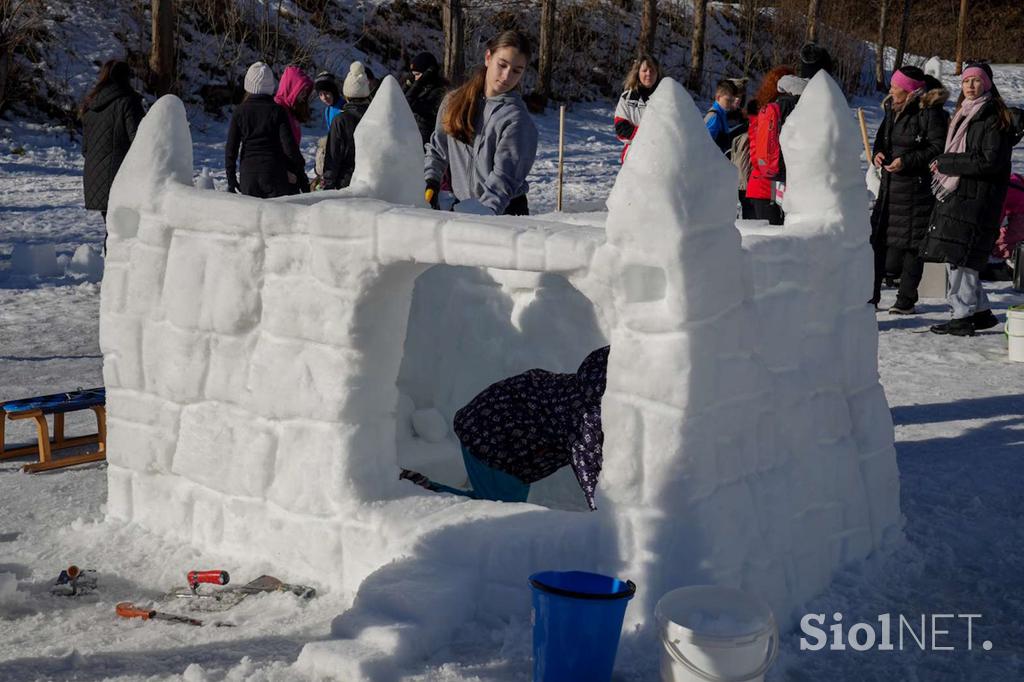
613, 53, 661, 163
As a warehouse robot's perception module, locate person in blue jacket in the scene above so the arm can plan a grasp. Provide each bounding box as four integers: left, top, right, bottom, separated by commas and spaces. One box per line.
705, 79, 741, 155
314, 71, 342, 129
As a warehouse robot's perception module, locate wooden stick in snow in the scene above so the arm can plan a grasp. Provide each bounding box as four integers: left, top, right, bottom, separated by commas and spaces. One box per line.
557, 104, 566, 212
857, 108, 872, 165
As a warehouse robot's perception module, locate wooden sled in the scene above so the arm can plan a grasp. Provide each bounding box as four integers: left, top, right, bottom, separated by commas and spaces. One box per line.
0, 388, 106, 473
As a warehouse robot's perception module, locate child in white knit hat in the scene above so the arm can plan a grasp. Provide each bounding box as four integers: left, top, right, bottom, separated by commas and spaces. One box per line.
322, 62, 373, 190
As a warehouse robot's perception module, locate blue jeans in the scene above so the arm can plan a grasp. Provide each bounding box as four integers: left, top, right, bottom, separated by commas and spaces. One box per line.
428, 446, 530, 503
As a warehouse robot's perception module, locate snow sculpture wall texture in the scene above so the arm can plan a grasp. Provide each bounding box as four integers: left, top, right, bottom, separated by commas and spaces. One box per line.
101, 74, 900, 676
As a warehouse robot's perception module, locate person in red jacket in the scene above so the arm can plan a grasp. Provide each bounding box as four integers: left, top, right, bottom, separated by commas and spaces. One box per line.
614, 53, 661, 163
747, 65, 795, 225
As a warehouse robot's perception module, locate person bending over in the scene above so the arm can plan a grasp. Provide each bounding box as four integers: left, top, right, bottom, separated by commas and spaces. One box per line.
401, 346, 610, 510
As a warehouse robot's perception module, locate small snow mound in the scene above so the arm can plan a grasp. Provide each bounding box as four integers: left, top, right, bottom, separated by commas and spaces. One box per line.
411, 408, 448, 442
67, 244, 104, 281
0, 572, 27, 614
924, 57, 943, 79
182, 663, 210, 681
10, 243, 61, 277
194, 166, 215, 190
349, 75, 424, 207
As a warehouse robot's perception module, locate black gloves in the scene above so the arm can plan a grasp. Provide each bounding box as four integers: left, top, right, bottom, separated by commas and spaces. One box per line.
425, 179, 440, 210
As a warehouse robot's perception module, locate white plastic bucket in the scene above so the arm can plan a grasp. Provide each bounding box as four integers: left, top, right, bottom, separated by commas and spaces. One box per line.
656, 585, 778, 682
1007, 305, 1024, 363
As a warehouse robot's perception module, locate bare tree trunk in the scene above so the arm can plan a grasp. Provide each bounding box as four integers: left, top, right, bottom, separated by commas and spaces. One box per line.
688, 0, 707, 92
442, 0, 465, 84
954, 0, 968, 75
741, 0, 758, 80
149, 0, 176, 96
875, 0, 890, 91
536, 0, 556, 99
805, 0, 820, 43
639, 0, 657, 55
893, 0, 912, 71
0, 50, 10, 114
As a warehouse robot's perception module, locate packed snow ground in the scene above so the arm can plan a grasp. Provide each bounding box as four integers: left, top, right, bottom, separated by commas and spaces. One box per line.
2, 65, 1024, 681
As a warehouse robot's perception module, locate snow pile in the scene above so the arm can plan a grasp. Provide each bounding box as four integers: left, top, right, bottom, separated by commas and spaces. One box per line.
100, 72, 899, 680
10, 243, 61, 277
67, 244, 104, 281
0, 572, 29, 617
924, 56, 943, 79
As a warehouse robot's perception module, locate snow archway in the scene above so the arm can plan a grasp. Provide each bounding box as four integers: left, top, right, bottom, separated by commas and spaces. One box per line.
100, 74, 901, 677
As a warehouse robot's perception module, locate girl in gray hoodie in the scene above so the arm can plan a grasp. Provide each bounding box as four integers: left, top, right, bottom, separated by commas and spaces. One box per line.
424, 31, 538, 216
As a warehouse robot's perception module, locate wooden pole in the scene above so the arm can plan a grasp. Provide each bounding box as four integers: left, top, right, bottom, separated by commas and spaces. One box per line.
875, 0, 890, 92
954, 0, 968, 75
639, 0, 658, 56
557, 104, 566, 212
537, 0, 557, 100
857, 108, 872, 163
442, 0, 465, 84
689, 0, 708, 92
150, 0, 177, 96
806, 0, 821, 43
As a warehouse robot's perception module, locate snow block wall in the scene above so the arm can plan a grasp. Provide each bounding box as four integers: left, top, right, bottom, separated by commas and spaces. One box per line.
101, 73, 900, 676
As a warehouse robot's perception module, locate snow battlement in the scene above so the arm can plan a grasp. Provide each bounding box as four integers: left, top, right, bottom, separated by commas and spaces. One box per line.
100, 73, 901, 677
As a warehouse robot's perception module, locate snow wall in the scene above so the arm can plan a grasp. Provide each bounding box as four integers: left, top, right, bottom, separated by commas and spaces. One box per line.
100, 74, 901, 678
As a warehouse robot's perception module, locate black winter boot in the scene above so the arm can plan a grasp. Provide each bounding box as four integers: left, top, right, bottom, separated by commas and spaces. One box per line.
888, 299, 917, 315
930, 318, 976, 336
971, 309, 999, 331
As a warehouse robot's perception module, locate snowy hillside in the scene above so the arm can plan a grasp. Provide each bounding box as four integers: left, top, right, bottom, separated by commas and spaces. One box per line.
1, 35, 1023, 682
10, 0, 773, 122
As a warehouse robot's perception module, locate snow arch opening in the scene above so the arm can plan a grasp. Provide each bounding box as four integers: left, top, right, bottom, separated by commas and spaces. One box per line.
395, 264, 607, 510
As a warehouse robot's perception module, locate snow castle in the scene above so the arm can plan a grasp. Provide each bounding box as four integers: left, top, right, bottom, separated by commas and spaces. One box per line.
100, 74, 900, 677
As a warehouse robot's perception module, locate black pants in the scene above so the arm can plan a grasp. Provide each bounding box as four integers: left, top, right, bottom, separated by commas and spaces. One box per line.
504, 195, 529, 216
240, 173, 290, 199
750, 198, 783, 225
738, 190, 756, 220
873, 242, 924, 306
101, 210, 108, 255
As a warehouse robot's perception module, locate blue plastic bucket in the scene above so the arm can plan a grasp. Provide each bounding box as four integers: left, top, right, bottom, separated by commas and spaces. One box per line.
529, 570, 637, 682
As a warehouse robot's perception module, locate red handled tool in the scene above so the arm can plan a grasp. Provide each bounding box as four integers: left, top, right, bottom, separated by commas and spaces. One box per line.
116, 601, 204, 626
187, 570, 229, 594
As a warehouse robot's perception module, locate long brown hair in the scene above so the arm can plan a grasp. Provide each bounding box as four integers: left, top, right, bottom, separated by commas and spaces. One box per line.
81, 59, 133, 116
754, 65, 794, 108
443, 30, 533, 144
623, 53, 661, 92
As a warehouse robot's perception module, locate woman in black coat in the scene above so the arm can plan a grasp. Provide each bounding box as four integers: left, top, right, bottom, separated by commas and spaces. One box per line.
225, 62, 305, 198
81, 60, 145, 227
921, 63, 1024, 336
403, 52, 448, 145
869, 67, 949, 313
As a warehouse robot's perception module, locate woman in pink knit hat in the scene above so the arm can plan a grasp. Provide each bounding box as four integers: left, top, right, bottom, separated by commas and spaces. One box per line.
920, 62, 1024, 336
